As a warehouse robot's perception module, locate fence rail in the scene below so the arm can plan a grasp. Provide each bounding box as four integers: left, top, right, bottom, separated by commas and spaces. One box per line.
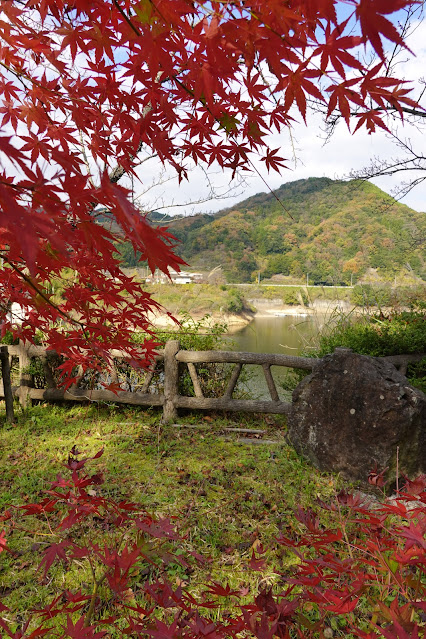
0, 340, 424, 423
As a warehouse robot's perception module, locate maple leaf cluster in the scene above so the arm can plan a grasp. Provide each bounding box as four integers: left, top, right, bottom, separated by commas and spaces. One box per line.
1, 449, 425, 638
0, 0, 420, 372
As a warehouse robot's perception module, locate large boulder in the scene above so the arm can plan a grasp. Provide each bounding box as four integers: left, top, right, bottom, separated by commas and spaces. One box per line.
287, 348, 426, 486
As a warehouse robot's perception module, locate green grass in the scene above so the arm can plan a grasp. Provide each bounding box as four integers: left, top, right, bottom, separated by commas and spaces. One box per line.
143, 282, 358, 318
144, 283, 252, 316
144, 282, 426, 317
0, 403, 346, 618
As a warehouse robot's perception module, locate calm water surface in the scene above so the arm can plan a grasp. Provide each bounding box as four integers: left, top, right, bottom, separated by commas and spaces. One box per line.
224, 315, 322, 400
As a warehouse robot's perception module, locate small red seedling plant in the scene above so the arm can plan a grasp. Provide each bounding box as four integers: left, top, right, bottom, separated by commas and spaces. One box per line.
1, 448, 425, 639
0, 446, 207, 637
272, 474, 426, 638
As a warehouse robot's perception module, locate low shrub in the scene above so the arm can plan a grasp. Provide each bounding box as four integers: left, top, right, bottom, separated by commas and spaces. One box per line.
317, 307, 426, 392
281, 290, 299, 306
351, 284, 393, 309
351, 284, 426, 310
12, 315, 248, 400
224, 288, 245, 314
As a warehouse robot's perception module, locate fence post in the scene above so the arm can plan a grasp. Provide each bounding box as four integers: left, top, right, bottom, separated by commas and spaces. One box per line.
0, 345, 15, 422
162, 340, 180, 423
18, 339, 32, 409
42, 353, 57, 389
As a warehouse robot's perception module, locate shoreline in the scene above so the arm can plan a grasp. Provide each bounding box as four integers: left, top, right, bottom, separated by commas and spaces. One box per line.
148, 299, 355, 330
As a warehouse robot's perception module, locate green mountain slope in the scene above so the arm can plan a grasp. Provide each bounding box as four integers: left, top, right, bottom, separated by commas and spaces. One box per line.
168, 178, 426, 283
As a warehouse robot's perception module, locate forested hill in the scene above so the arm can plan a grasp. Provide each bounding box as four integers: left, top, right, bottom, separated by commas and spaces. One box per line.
123, 178, 426, 284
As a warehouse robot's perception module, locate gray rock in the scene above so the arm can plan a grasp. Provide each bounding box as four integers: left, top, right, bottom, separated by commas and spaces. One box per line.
287, 348, 426, 486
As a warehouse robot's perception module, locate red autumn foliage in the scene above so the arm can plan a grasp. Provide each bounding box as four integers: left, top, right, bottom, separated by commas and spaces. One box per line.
0, 0, 421, 378
1, 448, 425, 638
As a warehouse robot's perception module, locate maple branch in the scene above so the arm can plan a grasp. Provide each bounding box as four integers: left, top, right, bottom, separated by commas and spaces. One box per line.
0, 61, 30, 93
384, 7, 415, 77
385, 4, 424, 77
135, 162, 247, 212
0, 180, 35, 192
169, 75, 294, 218
386, 105, 426, 119
310, 92, 426, 125
78, 129, 96, 188
148, 193, 228, 213
347, 122, 426, 201
2, 256, 86, 331
105, 2, 294, 218
112, 0, 141, 37
108, 70, 161, 184
108, 112, 153, 184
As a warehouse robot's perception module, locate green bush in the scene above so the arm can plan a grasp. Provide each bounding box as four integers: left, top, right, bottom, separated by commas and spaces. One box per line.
281, 290, 299, 305
317, 307, 426, 391
319, 308, 426, 357
351, 283, 426, 308
224, 288, 244, 313
281, 306, 426, 394
0, 331, 17, 345
351, 284, 392, 308
151, 312, 229, 352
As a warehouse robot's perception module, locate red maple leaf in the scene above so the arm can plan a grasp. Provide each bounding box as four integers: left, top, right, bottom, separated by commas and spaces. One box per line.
401, 474, 426, 496
316, 19, 363, 78
63, 616, 107, 639
398, 521, 426, 551
255, 588, 278, 616
322, 591, 360, 614
378, 620, 422, 639
204, 582, 240, 597
0, 529, 13, 555
355, 0, 411, 60
38, 540, 73, 578
262, 148, 288, 173
249, 550, 266, 571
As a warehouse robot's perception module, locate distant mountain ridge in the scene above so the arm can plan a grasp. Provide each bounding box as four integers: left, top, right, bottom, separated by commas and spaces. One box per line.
123, 178, 426, 284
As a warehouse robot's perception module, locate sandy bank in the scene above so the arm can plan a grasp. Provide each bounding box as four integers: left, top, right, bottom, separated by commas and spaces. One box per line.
146, 309, 254, 330
251, 298, 354, 318
147, 298, 355, 331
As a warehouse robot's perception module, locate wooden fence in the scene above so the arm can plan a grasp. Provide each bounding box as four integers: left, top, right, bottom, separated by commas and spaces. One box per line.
0, 340, 424, 423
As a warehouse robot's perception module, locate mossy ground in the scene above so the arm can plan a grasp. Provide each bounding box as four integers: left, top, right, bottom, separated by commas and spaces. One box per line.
0, 403, 347, 619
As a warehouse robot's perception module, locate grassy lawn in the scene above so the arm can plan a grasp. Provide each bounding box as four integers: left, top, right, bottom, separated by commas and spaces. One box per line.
1, 402, 425, 639
0, 403, 344, 617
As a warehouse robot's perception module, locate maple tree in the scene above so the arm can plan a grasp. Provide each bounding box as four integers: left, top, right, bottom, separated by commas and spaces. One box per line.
0, 0, 421, 378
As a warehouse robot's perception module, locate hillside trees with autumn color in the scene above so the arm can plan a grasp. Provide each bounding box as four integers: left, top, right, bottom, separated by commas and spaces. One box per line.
0, 0, 422, 381
168, 178, 426, 283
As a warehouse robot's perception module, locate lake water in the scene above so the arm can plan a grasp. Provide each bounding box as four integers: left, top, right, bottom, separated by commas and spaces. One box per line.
224, 314, 323, 400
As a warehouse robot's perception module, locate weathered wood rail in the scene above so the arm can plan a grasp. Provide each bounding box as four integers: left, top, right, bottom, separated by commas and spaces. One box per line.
171, 346, 316, 420
0, 340, 424, 423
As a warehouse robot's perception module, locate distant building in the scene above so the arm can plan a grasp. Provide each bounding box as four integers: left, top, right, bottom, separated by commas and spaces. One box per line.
4, 302, 27, 326
145, 269, 204, 284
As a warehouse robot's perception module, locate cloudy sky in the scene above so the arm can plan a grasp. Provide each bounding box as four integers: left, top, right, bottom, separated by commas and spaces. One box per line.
129, 14, 426, 217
